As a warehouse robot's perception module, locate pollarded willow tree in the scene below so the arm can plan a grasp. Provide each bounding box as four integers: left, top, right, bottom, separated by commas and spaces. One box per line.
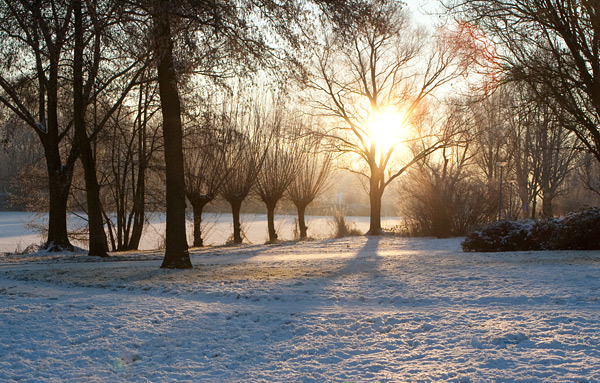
287, 133, 332, 239
304, 0, 475, 235
184, 109, 239, 248
256, 117, 304, 243
220, 101, 270, 244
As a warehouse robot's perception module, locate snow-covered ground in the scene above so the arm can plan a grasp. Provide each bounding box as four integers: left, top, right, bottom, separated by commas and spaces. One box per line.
1, 235, 599, 382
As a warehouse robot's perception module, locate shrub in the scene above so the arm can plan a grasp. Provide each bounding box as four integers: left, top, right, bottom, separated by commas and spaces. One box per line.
461, 220, 538, 252
399, 163, 495, 238
330, 210, 362, 238
557, 206, 600, 250
462, 206, 600, 252
529, 218, 562, 250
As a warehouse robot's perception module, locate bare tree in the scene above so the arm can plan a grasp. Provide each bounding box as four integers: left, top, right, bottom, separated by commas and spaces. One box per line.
220, 102, 269, 244
447, 0, 600, 167
184, 110, 234, 247
491, 83, 579, 218
256, 118, 302, 242
304, 0, 473, 235
148, 2, 191, 268
287, 133, 332, 239
0, 0, 77, 251
73, 0, 110, 257
73, 0, 146, 257
98, 75, 162, 251
0, 0, 145, 254
532, 109, 579, 217
504, 87, 540, 219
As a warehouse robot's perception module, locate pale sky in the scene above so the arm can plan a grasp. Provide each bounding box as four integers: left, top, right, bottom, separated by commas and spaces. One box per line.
406, 0, 445, 29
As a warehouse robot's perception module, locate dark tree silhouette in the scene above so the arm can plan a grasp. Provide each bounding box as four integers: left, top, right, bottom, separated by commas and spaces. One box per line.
0, 0, 77, 251
287, 133, 332, 239
0, 0, 143, 252
220, 101, 269, 244
256, 119, 302, 242
98, 74, 161, 251
184, 110, 235, 247
151, 2, 191, 268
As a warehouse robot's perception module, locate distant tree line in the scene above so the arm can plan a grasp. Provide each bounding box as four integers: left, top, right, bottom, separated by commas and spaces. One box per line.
397, 0, 600, 237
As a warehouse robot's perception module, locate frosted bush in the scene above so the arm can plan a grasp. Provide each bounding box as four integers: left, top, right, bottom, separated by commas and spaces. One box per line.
462, 207, 600, 252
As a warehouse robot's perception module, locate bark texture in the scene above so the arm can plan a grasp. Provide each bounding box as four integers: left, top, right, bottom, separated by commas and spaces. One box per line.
154, 3, 192, 269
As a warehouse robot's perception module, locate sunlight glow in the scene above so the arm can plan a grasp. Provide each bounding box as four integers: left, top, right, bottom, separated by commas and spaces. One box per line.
368, 109, 409, 154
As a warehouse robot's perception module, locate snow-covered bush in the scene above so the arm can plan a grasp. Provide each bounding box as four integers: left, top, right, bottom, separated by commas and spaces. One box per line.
462, 207, 600, 252
529, 218, 562, 250
556, 206, 600, 250
461, 220, 538, 252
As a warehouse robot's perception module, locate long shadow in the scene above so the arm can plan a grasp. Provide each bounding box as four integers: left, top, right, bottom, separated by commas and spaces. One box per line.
303, 235, 408, 309
192, 235, 389, 281
333, 236, 384, 278
189, 239, 310, 265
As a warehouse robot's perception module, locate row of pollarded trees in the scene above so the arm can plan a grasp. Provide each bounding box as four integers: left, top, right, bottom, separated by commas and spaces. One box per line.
183, 98, 332, 246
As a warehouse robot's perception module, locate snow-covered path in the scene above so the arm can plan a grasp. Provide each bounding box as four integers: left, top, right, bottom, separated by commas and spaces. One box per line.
1, 237, 599, 382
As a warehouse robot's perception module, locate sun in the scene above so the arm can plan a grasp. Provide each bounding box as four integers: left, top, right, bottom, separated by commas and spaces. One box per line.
368, 109, 409, 154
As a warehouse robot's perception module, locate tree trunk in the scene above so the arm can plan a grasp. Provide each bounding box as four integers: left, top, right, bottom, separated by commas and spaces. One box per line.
266, 201, 278, 242
154, 4, 192, 269
73, 0, 108, 257
230, 198, 243, 244
295, 202, 308, 239
542, 192, 554, 218
189, 198, 208, 247
77, 141, 109, 256
367, 168, 383, 235
45, 153, 74, 251
128, 170, 145, 250
41, 41, 75, 252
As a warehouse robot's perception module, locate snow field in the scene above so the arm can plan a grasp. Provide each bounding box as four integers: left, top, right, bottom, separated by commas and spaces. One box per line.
1, 236, 599, 382
0, 211, 403, 253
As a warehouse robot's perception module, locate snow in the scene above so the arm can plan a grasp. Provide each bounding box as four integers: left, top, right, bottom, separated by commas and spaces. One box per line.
0, 211, 403, 253
1, 234, 600, 382
0, 212, 44, 253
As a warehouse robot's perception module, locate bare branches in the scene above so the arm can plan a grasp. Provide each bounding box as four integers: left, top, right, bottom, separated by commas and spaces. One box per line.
447, 0, 600, 164
303, 0, 474, 234
287, 128, 333, 238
